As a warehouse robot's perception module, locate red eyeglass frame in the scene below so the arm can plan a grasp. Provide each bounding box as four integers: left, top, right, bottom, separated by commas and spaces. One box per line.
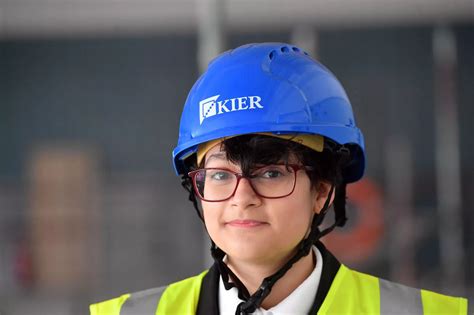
187, 164, 313, 202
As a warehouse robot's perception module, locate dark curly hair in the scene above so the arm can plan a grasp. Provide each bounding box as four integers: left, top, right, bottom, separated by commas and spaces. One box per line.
185, 134, 349, 223
218, 135, 343, 188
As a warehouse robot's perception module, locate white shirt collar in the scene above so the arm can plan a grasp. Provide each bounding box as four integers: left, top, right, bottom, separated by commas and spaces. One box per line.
218, 246, 323, 315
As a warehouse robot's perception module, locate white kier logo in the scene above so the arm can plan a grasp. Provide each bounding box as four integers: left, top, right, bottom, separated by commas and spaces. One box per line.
199, 94, 263, 125
199, 95, 219, 124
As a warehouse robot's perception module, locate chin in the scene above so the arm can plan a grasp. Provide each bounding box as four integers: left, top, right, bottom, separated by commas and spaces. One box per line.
223, 241, 288, 264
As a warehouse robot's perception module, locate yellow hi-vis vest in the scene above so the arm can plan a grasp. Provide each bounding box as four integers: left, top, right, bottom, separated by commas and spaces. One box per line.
90, 265, 468, 315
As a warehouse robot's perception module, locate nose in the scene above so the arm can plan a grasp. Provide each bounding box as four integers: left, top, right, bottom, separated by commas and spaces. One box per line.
230, 177, 262, 208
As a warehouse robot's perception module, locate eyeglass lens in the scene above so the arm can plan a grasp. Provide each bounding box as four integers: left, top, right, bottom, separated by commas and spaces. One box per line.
193, 165, 296, 201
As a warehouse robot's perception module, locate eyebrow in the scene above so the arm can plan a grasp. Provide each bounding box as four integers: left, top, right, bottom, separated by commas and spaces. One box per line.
205, 152, 227, 165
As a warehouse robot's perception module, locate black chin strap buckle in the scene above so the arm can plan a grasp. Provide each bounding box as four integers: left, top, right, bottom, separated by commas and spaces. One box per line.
235, 280, 272, 315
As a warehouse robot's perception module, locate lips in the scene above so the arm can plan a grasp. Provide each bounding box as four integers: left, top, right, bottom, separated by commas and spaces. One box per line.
226, 219, 267, 228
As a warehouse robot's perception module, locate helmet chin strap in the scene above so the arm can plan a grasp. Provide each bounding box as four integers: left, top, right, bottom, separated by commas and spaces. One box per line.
182, 176, 345, 315
230, 184, 336, 315
181, 175, 204, 221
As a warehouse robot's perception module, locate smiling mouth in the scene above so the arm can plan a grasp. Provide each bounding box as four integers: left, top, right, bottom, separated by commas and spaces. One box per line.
226, 220, 268, 228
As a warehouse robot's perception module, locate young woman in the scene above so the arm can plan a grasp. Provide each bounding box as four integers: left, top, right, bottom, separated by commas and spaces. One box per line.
91, 42, 468, 314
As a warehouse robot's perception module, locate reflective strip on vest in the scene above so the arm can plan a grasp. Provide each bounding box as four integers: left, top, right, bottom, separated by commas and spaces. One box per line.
121, 286, 167, 315
319, 265, 467, 315
380, 278, 423, 314
89, 270, 208, 315
90, 266, 468, 314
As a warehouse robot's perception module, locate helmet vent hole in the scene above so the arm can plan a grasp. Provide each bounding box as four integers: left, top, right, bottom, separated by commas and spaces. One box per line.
281, 46, 290, 53
269, 50, 276, 60
292, 47, 300, 52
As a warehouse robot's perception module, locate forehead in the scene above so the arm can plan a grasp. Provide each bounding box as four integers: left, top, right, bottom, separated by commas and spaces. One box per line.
204, 142, 226, 163
203, 140, 300, 167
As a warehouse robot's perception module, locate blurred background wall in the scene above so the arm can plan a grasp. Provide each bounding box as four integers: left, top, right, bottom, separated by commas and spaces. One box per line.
0, 0, 473, 314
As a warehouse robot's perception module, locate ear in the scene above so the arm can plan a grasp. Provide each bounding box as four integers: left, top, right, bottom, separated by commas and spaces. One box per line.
312, 182, 334, 214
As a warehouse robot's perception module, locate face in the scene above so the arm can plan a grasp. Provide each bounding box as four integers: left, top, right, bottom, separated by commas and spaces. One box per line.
201, 143, 330, 266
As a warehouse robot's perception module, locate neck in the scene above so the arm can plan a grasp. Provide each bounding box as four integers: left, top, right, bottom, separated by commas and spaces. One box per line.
226, 247, 316, 310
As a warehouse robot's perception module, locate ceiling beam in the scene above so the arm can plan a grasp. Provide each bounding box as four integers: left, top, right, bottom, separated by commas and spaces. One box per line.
1, 0, 472, 39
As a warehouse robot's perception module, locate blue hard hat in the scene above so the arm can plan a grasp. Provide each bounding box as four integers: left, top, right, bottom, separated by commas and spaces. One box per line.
173, 42, 365, 183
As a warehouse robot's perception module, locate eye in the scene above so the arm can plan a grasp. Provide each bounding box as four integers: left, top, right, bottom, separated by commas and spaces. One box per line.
258, 166, 286, 179
261, 170, 283, 178
208, 170, 232, 181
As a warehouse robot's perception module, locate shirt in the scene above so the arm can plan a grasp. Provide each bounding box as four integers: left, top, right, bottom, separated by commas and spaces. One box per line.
218, 246, 323, 315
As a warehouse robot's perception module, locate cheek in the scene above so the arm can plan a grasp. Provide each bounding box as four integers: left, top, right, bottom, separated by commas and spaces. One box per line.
271, 197, 315, 239
282, 206, 312, 235
201, 203, 222, 237
282, 190, 318, 232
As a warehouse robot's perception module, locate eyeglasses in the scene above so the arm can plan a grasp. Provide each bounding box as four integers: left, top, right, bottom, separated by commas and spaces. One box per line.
187, 164, 312, 202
